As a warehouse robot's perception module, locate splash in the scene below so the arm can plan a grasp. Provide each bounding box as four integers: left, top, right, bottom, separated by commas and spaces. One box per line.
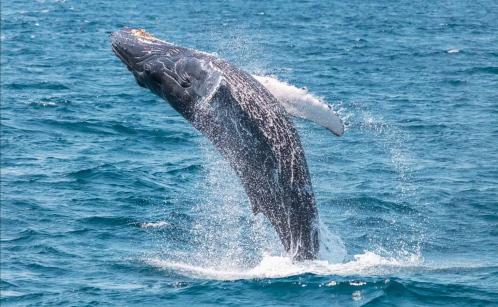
141, 68, 425, 280
317, 221, 346, 263
146, 250, 422, 280
144, 135, 347, 274
340, 102, 428, 260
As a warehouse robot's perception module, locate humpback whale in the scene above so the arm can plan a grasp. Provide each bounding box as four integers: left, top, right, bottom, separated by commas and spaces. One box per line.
110, 27, 344, 260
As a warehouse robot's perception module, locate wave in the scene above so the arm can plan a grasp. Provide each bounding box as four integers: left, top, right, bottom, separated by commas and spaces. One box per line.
4, 81, 70, 90
462, 67, 498, 75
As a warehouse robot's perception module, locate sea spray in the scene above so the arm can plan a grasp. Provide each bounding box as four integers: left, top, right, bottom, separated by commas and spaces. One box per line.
141, 77, 350, 273
185, 140, 283, 270
335, 102, 427, 262
139, 76, 427, 279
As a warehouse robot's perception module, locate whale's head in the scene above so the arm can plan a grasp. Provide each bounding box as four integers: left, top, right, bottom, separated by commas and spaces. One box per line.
110, 27, 179, 96
110, 27, 221, 118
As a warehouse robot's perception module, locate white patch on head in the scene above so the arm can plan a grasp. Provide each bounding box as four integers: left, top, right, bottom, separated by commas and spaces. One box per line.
131, 28, 175, 45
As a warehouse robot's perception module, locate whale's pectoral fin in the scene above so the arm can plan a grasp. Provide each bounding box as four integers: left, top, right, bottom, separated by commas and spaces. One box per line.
286, 103, 345, 137
253, 76, 345, 137
176, 57, 222, 102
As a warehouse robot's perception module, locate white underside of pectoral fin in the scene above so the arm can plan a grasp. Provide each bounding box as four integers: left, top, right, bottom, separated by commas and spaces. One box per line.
285, 99, 344, 137
253, 75, 344, 137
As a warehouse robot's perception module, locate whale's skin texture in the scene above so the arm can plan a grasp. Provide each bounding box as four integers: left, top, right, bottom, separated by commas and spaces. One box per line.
110, 27, 319, 260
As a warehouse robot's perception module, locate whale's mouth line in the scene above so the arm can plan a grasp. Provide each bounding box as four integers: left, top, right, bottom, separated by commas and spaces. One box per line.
111, 44, 130, 67
111, 44, 153, 74
111, 40, 164, 74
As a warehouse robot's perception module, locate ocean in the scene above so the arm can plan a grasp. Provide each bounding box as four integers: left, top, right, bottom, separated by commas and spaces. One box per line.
1, 0, 497, 306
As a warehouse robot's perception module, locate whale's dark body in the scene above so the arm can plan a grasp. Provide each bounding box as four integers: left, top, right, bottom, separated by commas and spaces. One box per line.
110, 28, 319, 260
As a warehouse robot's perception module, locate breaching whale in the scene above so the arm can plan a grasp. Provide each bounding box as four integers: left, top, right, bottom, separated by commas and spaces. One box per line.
110, 27, 344, 260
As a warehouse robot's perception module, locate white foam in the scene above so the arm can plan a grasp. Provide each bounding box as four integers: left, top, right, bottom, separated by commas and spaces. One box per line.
146, 250, 422, 280
141, 221, 169, 228
253, 75, 345, 136
447, 49, 459, 53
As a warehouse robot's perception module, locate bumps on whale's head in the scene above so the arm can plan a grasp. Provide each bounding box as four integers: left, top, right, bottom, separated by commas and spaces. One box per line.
131, 28, 155, 38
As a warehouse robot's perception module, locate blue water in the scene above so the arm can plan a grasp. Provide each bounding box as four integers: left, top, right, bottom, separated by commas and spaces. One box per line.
2, 0, 498, 305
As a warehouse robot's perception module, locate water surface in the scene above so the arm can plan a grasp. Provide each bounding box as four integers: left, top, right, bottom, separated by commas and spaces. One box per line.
1, 0, 497, 306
